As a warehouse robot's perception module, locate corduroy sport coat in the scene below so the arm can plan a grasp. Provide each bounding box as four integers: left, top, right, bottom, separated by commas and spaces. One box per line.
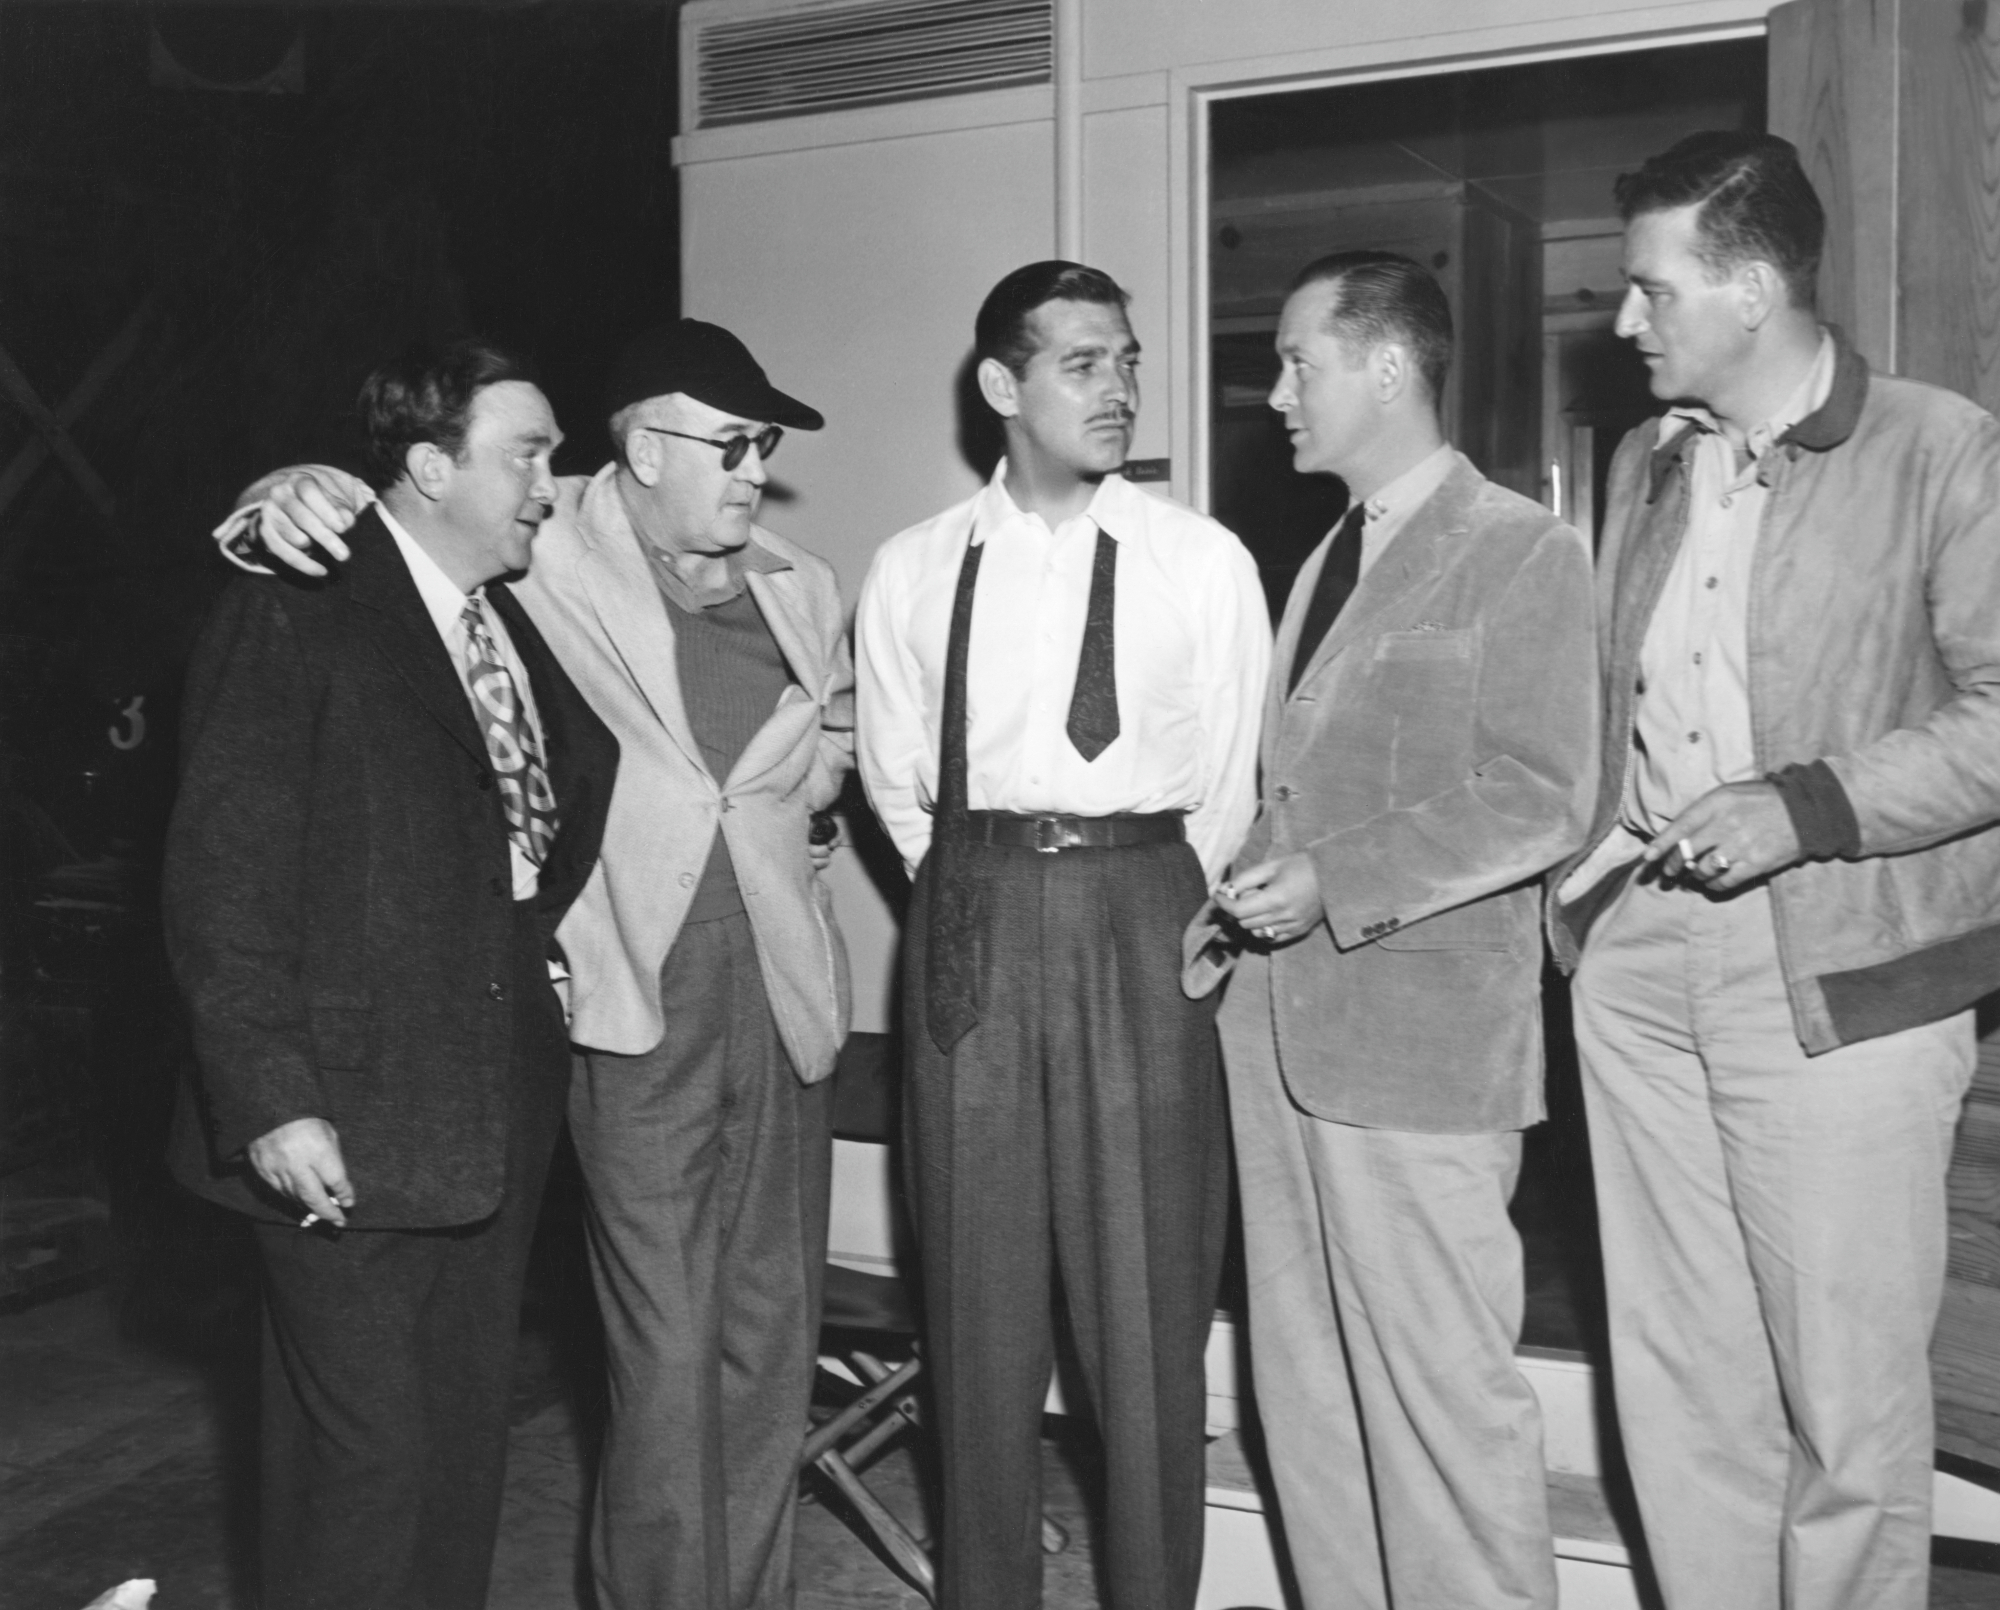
514, 465, 854, 1080
1187, 453, 1598, 1132
165, 510, 619, 1227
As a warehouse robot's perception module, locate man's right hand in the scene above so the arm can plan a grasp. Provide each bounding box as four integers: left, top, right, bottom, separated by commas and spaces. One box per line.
223, 465, 372, 578
246, 1116, 356, 1225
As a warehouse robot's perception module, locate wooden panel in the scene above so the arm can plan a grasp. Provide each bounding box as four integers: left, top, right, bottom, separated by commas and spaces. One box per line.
1454, 196, 1542, 500
1896, 0, 2000, 410
1936, 1278, 2000, 1420
1767, 0, 1898, 370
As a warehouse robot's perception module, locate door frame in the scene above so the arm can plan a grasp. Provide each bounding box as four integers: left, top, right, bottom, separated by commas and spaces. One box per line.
1165, 5, 1771, 514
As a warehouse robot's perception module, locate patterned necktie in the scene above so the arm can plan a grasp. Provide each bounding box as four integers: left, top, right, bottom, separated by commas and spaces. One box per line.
924, 531, 986, 1054
1287, 502, 1367, 694
460, 597, 559, 867
1066, 524, 1120, 761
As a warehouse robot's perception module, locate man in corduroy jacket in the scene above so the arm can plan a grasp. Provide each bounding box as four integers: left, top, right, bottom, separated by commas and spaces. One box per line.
1552, 132, 2000, 1610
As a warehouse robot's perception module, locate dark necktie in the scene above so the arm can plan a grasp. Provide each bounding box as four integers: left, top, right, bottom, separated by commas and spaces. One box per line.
924, 531, 986, 1053
461, 598, 559, 867
1287, 502, 1367, 695
1065, 525, 1119, 761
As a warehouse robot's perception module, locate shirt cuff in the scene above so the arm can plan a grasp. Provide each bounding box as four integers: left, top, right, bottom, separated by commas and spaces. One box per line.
1767, 760, 1861, 861
213, 502, 276, 575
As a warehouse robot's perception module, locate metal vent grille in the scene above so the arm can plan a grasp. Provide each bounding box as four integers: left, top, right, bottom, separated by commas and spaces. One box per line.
696, 0, 1051, 129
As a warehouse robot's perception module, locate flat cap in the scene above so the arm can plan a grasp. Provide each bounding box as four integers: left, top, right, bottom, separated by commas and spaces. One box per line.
603, 319, 823, 430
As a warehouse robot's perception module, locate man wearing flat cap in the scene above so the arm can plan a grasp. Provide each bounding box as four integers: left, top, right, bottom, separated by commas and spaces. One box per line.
222, 320, 855, 1610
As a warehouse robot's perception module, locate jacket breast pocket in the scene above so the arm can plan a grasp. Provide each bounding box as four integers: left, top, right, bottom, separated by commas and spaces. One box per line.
309, 994, 375, 1071
1374, 628, 1475, 663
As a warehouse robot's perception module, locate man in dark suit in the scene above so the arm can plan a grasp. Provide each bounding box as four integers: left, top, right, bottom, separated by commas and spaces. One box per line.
1185, 252, 1598, 1609
165, 338, 617, 1610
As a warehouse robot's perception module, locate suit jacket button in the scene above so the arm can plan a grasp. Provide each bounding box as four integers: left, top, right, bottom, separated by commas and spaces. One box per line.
1274, 784, 1295, 801
475, 772, 493, 791
487, 981, 508, 1001
489, 876, 507, 897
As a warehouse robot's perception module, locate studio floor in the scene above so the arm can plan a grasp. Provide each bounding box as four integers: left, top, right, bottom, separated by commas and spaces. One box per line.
0, 1275, 1110, 1610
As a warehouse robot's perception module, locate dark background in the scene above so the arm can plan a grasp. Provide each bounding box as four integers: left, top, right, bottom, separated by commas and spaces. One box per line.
0, 0, 681, 1320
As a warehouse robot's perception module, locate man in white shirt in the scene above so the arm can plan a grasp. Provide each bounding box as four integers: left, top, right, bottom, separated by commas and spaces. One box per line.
856, 260, 1269, 1610
1186, 252, 1597, 1609
165, 340, 618, 1610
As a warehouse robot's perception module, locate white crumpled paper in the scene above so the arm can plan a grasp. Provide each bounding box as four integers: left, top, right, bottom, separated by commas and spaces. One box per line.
82, 1582, 157, 1609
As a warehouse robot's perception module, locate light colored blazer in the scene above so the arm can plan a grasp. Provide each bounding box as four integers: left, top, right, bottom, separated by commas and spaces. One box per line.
1187, 453, 1597, 1132
515, 464, 854, 1080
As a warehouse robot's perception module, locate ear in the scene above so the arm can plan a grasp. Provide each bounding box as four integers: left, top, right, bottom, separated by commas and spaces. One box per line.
1370, 341, 1412, 405
623, 426, 664, 489
977, 356, 1022, 420
404, 441, 454, 502
1736, 259, 1784, 331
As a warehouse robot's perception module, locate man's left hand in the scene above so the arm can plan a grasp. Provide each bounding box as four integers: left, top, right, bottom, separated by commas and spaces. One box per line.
1216, 852, 1325, 945
1642, 780, 1802, 892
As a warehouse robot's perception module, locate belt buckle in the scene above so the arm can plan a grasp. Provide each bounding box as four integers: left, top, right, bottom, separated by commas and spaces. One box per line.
1033, 816, 1065, 853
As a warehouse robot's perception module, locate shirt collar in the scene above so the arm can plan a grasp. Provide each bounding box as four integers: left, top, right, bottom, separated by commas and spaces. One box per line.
973, 457, 1134, 543
1664, 331, 1838, 462
1360, 442, 1456, 526
643, 532, 789, 611
378, 503, 479, 641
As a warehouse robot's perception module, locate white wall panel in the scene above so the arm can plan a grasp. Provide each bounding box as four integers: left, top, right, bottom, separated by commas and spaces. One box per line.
681, 117, 1053, 602
1082, 102, 1173, 464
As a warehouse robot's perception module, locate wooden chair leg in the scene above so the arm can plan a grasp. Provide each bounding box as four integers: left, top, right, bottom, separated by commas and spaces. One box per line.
814, 1447, 938, 1603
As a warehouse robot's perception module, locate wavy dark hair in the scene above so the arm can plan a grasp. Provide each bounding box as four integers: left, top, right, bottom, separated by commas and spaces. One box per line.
357, 336, 539, 490
974, 260, 1131, 378
1614, 131, 1824, 312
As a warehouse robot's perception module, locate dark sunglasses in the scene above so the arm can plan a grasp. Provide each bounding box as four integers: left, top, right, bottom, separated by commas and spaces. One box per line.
634, 423, 783, 471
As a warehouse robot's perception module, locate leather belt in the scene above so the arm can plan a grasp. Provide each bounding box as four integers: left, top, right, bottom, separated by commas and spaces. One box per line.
963, 810, 1185, 853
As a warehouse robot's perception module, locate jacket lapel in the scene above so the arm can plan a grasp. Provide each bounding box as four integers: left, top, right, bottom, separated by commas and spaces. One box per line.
574, 475, 705, 772
1288, 455, 1477, 696
345, 510, 486, 764
745, 552, 827, 698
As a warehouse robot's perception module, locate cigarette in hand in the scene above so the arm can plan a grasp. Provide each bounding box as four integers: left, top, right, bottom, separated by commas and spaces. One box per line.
299, 1211, 320, 1230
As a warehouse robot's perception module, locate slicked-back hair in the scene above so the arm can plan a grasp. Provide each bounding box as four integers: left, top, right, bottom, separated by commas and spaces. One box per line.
1614, 131, 1824, 312
1289, 251, 1454, 405
357, 337, 540, 491
975, 260, 1131, 378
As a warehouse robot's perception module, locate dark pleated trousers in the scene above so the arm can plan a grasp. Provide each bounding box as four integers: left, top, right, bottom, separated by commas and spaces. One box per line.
570, 909, 833, 1610
253, 904, 569, 1610
905, 838, 1228, 1610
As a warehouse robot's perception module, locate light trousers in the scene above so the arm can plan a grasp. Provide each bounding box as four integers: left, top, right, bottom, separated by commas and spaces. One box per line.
1571, 874, 1972, 1610
1222, 948, 1556, 1610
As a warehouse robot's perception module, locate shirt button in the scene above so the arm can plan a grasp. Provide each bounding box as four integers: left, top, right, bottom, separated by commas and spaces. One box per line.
1692, 652, 1703, 665
1688, 731, 1702, 744
680, 872, 696, 888
1721, 494, 1734, 509
1705, 576, 1719, 590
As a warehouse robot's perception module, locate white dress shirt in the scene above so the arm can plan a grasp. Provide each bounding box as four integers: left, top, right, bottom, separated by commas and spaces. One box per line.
380, 506, 546, 901
856, 463, 1271, 883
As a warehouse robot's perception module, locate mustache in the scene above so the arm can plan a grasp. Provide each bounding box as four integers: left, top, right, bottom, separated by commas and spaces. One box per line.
1089, 409, 1135, 426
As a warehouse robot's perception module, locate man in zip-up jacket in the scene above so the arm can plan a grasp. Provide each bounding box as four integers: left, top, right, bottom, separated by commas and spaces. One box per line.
1552, 132, 2000, 1610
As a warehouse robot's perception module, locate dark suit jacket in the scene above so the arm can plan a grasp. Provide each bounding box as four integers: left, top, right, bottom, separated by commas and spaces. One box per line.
1188, 453, 1598, 1132
165, 509, 618, 1227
